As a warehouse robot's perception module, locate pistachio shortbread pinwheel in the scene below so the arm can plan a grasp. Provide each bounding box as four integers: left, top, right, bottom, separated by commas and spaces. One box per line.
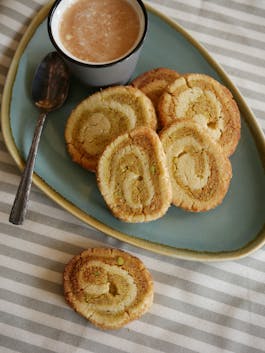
63, 248, 154, 330
158, 73, 241, 156
160, 120, 232, 212
65, 85, 157, 172
97, 126, 172, 222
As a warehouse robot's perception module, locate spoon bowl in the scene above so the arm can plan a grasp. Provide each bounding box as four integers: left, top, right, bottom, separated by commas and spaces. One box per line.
32, 52, 69, 111
9, 51, 70, 225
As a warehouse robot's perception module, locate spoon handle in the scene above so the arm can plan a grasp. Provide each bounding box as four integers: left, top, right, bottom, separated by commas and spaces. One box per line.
9, 112, 47, 225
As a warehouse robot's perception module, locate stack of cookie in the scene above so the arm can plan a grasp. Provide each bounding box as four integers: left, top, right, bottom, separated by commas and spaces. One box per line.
65, 68, 241, 220
132, 69, 240, 212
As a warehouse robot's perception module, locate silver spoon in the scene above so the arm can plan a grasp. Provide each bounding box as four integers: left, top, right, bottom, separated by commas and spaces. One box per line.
9, 51, 70, 225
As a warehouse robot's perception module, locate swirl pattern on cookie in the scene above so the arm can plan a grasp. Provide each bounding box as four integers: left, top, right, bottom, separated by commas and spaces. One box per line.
64, 248, 154, 330
158, 74, 241, 156
65, 86, 157, 172
131, 67, 180, 111
97, 127, 172, 222
160, 120, 232, 212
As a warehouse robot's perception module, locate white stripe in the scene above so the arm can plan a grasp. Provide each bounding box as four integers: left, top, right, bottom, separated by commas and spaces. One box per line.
256, 118, 265, 130
29, 0, 45, 4
3, 0, 36, 17
246, 97, 265, 113
0, 230, 72, 264
147, 2, 265, 80
1, 348, 20, 353
0, 170, 46, 196
0, 171, 22, 186
0, 189, 97, 230
212, 53, 265, 78
1, 277, 66, 308
0, 14, 26, 32
229, 75, 265, 96
232, 0, 265, 9
210, 261, 265, 281
150, 303, 265, 351
0, 298, 261, 353
180, 0, 265, 24
0, 33, 18, 49
0, 254, 61, 284
130, 319, 234, 353
0, 299, 248, 353
139, 253, 265, 305
154, 281, 265, 327
28, 198, 96, 230
185, 29, 265, 59
251, 248, 265, 262
0, 209, 102, 249
147, 2, 265, 43
0, 323, 95, 353
1, 348, 21, 353
0, 300, 164, 353
0, 209, 102, 250
28, 0, 47, 4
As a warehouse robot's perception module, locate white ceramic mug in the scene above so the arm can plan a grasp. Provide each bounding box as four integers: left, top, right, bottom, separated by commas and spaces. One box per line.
47, 0, 148, 87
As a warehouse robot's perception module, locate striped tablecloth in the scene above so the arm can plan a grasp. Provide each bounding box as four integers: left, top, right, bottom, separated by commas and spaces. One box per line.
1, 1, 265, 352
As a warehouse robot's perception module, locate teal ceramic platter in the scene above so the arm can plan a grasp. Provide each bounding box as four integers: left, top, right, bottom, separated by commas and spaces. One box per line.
2, 1, 265, 261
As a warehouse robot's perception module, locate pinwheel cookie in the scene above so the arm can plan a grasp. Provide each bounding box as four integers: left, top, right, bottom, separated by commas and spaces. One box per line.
131, 67, 180, 113
160, 120, 232, 212
158, 73, 241, 156
65, 85, 157, 172
63, 248, 154, 330
97, 127, 172, 222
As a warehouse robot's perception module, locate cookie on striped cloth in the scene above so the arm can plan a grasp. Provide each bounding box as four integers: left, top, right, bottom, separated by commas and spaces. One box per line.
65, 85, 157, 172
158, 73, 241, 156
97, 126, 172, 222
159, 120, 232, 212
63, 247, 154, 330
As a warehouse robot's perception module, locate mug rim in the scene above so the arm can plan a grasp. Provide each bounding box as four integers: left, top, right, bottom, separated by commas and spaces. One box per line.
47, 0, 148, 68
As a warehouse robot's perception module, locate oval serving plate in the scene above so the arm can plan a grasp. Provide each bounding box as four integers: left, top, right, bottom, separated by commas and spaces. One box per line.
1, 1, 265, 261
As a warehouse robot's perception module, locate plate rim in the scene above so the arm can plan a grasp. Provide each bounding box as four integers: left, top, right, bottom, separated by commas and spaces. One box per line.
1, 0, 265, 261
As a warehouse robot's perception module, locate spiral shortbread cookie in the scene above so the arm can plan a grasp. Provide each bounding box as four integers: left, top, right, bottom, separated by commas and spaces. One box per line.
65, 86, 157, 172
97, 127, 172, 222
158, 73, 241, 156
131, 67, 180, 114
160, 120, 232, 212
64, 248, 154, 330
